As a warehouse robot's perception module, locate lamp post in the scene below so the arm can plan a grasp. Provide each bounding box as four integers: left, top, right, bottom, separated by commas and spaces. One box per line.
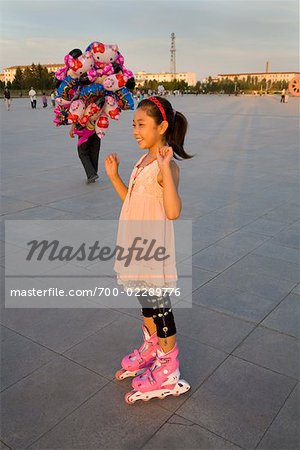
234, 81, 238, 96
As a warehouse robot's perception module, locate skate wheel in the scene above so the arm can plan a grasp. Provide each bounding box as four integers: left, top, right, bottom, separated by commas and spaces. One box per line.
115, 369, 125, 381
124, 391, 135, 404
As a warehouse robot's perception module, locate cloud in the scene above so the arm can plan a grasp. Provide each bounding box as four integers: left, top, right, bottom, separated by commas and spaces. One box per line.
1, 0, 298, 79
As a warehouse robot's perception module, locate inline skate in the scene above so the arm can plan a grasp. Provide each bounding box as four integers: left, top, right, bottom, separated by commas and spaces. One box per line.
115, 325, 158, 381
124, 343, 190, 403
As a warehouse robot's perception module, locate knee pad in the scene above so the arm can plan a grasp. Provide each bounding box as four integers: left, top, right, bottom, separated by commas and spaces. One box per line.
152, 294, 177, 338
138, 293, 176, 338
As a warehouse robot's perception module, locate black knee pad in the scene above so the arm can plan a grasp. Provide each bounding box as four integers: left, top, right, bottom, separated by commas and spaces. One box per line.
138, 293, 176, 338
152, 295, 177, 338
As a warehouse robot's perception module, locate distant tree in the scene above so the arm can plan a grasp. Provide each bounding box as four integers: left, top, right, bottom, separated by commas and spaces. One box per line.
195, 81, 201, 92
30, 63, 38, 86
163, 80, 188, 91
23, 66, 34, 89
143, 79, 159, 91
12, 66, 24, 91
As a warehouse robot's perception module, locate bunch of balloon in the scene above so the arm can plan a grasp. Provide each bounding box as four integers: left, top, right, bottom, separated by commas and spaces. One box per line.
53, 42, 135, 143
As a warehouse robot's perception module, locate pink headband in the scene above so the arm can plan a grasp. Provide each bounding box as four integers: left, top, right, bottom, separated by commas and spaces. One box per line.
147, 96, 167, 121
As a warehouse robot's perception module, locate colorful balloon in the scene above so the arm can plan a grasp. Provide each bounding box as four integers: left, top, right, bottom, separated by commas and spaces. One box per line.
54, 40, 135, 140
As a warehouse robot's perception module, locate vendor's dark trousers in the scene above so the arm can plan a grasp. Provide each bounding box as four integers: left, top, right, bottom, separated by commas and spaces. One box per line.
77, 133, 101, 180
31, 100, 37, 109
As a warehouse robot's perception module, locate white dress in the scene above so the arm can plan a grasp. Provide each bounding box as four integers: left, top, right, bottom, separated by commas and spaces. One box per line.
114, 154, 177, 291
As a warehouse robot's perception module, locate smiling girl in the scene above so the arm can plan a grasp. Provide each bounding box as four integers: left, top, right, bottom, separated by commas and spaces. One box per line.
104, 96, 193, 403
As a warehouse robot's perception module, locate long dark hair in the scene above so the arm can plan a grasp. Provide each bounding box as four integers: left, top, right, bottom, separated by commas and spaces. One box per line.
137, 96, 193, 160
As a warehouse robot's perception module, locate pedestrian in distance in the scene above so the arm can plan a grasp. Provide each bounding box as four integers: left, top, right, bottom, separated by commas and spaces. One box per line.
280, 88, 286, 103
4, 87, 11, 110
42, 93, 48, 108
29, 87, 37, 108
50, 91, 55, 107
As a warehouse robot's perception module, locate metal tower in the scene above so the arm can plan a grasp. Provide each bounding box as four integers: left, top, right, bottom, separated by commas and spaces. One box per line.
170, 33, 176, 78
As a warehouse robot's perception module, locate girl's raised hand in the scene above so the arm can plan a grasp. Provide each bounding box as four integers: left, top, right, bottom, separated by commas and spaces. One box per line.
157, 146, 173, 169
104, 153, 120, 179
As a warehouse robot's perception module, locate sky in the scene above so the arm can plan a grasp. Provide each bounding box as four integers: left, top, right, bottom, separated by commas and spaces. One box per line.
0, 0, 298, 80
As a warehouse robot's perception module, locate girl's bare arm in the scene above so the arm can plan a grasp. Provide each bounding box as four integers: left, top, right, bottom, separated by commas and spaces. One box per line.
160, 162, 181, 220
104, 153, 128, 202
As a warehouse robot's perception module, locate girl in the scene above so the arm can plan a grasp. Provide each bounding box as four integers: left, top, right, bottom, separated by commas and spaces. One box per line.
104, 96, 193, 403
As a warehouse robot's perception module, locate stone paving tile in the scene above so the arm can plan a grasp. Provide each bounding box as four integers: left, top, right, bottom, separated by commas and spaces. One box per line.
191, 237, 213, 254
0, 195, 37, 215
261, 293, 300, 338
270, 222, 300, 250
28, 381, 172, 450
0, 325, 16, 342
0, 308, 122, 353
257, 383, 300, 450
213, 263, 297, 302
261, 203, 300, 224
192, 224, 232, 244
154, 334, 228, 413
216, 230, 269, 252
190, 244, 248, 273
238, 218, 288, 236
230, 252, 299, 283
1, 356, 108, 449
0, 441, 10, 449
142, 415, 242, 449
174, 303, 255, 353
192, 277, 278, 323
192, 210, 257, 234
292, 283, 300, 295
1, 206, 83, 220
252, 239, 300, 264
218, 198, 286, 218
1, 333, 58, 392
233, 326, 300, 380
176, 356, 297, 449
176, 262, 217, 299
64, 314, 146, 379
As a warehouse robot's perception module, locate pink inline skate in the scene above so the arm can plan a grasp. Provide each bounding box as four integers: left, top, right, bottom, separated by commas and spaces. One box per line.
115, 325, 159, 381
125, 343, 190, 403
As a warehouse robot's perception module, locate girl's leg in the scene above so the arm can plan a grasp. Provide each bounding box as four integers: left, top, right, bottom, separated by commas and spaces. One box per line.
142, 314, 176, 352
138, 293, 177, 353
143, 316, 156, 336
158, 334, 177, 353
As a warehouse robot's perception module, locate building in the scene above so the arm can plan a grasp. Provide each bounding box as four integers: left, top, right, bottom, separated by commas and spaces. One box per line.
1, 64, 198, 87
135, 71, 197, 87
1, 64, 64, 84
216, 72, 299, 83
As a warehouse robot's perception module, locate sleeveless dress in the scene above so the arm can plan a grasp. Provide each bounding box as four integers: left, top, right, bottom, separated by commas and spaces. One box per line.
114, 154, 177, 291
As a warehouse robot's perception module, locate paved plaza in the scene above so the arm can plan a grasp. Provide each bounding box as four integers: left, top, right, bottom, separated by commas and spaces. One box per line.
0, 95, 299, 449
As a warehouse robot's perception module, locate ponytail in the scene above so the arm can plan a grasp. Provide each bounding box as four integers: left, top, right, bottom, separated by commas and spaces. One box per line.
166, 111, 193, 160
